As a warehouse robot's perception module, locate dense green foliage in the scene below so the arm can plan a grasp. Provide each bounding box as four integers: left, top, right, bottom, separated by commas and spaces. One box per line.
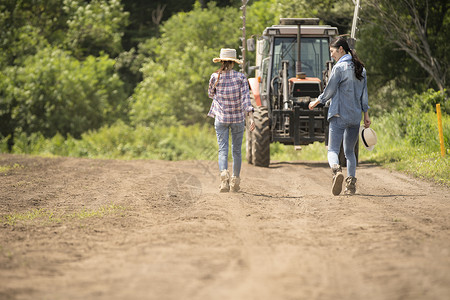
63, 0, 129, 58
0, 0, 130, 145
121, 0, 241, 48
2, 122, 218, 161
1, 47, 126, 138
130, 2, 241, 126
2, 90, 449, 185
0, 0, 448, 185
0, 0, 129, 65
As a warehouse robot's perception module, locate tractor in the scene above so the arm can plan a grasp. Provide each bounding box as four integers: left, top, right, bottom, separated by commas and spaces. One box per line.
246, 18, 358, 167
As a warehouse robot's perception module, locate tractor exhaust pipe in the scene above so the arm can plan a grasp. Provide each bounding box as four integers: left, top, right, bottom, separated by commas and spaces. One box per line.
296, 23, 304, 78
281, 60, 290, 110
280, 18, 321, 79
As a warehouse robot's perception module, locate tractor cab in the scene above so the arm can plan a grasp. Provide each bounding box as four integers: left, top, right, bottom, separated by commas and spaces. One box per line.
246, 18, 340, 167
252, 18, 338, 109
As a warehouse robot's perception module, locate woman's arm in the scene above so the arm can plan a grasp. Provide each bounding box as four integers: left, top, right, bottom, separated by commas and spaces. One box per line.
309, 65, 341, 110
363, 111, 371, 128
361, 70, 370, 127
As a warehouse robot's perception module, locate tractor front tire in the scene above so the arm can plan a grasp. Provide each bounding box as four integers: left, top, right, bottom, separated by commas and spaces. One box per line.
251, 106, 270, 167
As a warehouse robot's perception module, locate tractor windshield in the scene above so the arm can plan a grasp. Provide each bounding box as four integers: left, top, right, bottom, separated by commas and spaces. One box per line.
272, 37, 330, 81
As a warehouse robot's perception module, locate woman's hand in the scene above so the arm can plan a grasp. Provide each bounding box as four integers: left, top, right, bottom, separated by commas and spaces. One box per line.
247, 112, 256, 131
308, 100, 320, 110
249, 119, 255, 131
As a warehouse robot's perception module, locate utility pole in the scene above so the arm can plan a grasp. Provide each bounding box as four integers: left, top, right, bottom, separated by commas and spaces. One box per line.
239, 0, 248, 75
349, 0, 361, 49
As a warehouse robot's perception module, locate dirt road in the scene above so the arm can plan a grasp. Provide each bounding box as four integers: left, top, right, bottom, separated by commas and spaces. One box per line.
0, 153, 449, 300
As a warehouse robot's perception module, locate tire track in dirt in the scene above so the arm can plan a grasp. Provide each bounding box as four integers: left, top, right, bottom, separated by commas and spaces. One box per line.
300, 163, 450, 300
194, 164, 373, 300
0, 155, 449, 300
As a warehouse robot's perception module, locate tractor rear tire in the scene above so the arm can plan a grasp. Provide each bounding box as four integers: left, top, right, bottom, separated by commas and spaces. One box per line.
251, 106, 270, 167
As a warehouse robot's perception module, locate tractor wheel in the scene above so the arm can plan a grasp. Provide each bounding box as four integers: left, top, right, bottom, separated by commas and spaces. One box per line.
338, 140, 359, 167
251, 106, 270, 167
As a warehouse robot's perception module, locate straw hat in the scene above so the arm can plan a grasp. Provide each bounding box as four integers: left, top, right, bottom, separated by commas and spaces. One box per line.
360, 126, 377, 151
213, 48, 243, 64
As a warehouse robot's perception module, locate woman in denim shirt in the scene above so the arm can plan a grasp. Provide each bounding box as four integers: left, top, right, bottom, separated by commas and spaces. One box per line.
309, 37, 371, 196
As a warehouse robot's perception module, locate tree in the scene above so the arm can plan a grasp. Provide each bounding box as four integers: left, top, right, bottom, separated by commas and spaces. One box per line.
0, 0, 65, 67
130, 2, 242, 127
246, 0, 278, 37
121, 0, 242, 50
276, 0, 354, 34
0, 47, 127, 139
62, 0, 129, 58
364, 0, 449, 92
0, 0, 130, 64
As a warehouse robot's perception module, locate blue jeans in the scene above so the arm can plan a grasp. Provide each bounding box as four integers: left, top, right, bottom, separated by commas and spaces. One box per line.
214, 119, 245, 177
328, 117, 359, 177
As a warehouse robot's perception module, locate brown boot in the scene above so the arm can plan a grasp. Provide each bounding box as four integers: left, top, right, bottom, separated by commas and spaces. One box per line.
230, 176, 240, 192
219, 170, 230, 193
331, 164, 344, 196
344, 176, 357, 195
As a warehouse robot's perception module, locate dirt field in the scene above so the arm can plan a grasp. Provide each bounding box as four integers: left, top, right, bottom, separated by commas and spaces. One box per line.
0, 153, 449, 300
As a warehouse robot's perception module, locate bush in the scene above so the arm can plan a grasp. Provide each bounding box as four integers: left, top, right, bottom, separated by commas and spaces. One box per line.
0, 47, 127, 139
4, 121, 219, 161
359, 90, 449, 185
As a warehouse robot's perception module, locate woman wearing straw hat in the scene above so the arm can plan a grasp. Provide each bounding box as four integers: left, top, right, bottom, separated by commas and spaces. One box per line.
309, 37, 371, 195
208, 48, 255, 192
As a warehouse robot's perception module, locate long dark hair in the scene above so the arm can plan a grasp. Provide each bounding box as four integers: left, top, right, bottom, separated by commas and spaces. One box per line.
213, 60, 234, 90
331, 37, 365, 80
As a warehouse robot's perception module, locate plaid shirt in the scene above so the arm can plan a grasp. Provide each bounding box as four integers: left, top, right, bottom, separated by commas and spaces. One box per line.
207, 69, 253, 123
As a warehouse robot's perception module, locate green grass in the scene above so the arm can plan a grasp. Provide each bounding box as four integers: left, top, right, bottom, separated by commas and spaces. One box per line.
1, 204, 127, 226
0, 163, 24, 174
357, 108, 450, 186
71, 204, 127, 219
2, 119, 448, 187
361, 144, 449, 186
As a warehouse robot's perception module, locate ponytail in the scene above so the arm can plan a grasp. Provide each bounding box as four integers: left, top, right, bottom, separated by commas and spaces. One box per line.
330, 37, 365, 80
350, 49, 365, 80
213, 61, 234, 90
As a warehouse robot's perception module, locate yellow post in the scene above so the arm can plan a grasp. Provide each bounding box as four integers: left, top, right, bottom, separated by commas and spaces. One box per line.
436, 103, 445, 157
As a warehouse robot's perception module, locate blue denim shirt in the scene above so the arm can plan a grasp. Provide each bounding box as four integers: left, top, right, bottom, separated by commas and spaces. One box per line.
318, 54, 369, 125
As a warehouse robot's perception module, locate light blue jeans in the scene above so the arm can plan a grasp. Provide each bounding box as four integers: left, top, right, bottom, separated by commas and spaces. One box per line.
214, 119, 245, 177
328, 116, 360, 177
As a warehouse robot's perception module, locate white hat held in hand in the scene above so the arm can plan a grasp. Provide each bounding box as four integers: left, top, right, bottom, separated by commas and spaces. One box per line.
213, 48, 243, 64
360, 126, 377, 151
